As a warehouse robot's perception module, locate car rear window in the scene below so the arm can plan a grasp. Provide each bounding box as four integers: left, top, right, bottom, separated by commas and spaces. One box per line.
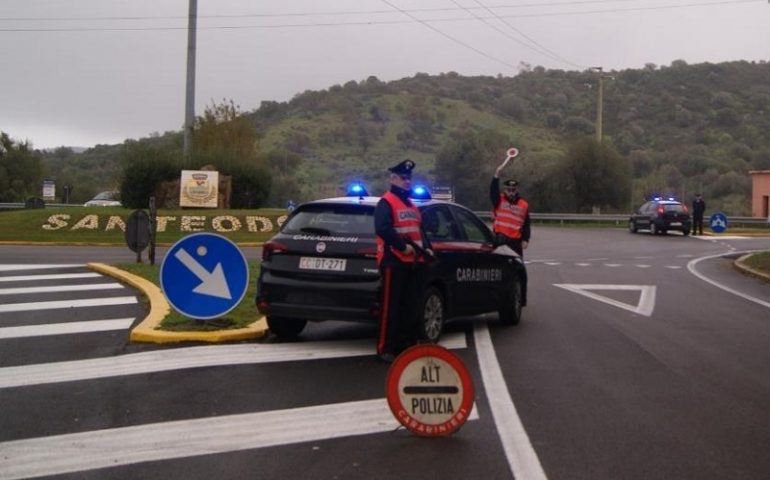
662, 203, 685, 213
282, 204, 375, 236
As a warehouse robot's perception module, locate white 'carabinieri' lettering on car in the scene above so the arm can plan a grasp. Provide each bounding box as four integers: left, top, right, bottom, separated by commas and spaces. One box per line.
291, 235, 359, 243
456, 268, 503, 282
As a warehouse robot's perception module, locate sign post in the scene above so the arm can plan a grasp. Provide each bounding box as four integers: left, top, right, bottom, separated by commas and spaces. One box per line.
386, 344, 474, 437
160, 233, 249, 320
125, 209, 150, 263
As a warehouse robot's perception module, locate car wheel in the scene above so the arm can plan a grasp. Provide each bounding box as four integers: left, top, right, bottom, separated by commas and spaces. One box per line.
499, 277, 522, 326
628, 220, 637, 233
652, 223, 660, 235
682, 229, 689, 236
418, 287, 444, 343
267, 316, 307, 340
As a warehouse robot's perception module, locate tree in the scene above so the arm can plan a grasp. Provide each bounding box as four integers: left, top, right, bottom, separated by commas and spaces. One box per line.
435, 128, 511, 209
559, 137, 631, 213
191, 99, 272, 208
0, 132, 45, 202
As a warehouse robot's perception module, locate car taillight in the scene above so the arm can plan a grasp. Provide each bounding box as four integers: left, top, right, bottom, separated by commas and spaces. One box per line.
356, 247, 378, 258
656, 206, 664, 215
262, 241, 288, 261
683, 205, 689, 213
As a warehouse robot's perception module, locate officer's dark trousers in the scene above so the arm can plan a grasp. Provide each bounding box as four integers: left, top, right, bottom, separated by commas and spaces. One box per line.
692, 216, 704, 235
378, 262, 425, 355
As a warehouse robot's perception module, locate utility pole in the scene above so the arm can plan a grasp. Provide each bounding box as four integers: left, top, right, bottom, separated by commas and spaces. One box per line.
590, 67, 613, 144
183, 0, 197, 158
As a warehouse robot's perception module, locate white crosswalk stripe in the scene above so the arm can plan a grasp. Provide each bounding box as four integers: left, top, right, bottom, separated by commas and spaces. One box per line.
0, 318, 135, 339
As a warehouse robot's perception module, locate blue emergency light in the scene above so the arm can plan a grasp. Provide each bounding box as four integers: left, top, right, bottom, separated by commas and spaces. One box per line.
410, 185, 432, 201
346, 182, 369, 197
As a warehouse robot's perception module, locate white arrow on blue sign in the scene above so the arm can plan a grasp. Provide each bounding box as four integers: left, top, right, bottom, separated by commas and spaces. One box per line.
709, 212, 728, 234
160, 233, 249, 320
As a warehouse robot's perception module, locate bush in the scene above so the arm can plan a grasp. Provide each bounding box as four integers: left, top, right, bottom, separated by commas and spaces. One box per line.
119, 143, 179, 209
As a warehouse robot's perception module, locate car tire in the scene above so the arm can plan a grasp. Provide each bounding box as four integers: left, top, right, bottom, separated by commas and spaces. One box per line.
418, 287, 445, 343
682, 229, 689, 236
267, 316, 307, 340
652, 223, 660, 235
499, 277, 522, 326
628, 220, 637, 233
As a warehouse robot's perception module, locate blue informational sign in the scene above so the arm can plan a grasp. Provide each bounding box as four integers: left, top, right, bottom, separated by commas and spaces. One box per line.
709, 212, 728, 234
160, 233, 249, 320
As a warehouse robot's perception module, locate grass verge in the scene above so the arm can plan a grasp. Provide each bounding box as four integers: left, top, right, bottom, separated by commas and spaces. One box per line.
743, 252, 770, 277
117, 261, 261, 331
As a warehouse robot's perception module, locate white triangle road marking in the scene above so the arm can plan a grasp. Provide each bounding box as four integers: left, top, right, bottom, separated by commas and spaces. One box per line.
554, 284, 656, 317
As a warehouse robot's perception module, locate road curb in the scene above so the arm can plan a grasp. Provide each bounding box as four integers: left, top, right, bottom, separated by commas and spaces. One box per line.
733, 254, 770, 282
88, 262, 268, 344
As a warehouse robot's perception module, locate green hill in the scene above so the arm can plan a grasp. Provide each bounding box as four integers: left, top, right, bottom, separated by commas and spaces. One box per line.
37, 60, 770, 215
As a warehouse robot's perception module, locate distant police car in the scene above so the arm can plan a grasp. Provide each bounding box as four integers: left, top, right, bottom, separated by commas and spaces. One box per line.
629, 197, 691, 235
256, 192, 527, 342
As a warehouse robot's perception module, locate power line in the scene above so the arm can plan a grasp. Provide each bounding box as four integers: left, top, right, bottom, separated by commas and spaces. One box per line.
0, 0, 761, 32
0, 0, 764, 23
379, 0, 520, 71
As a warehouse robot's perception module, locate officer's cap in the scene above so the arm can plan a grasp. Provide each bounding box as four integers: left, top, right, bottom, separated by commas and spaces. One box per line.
503, 179, 519, 187
388, 159, 415, 177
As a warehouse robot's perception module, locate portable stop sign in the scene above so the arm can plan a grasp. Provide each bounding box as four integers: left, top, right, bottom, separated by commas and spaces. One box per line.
386, 344, 474, 437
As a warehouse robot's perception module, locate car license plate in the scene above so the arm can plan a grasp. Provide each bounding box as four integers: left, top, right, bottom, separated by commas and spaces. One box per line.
670, 222, 681, 226
299, 257, 347, 272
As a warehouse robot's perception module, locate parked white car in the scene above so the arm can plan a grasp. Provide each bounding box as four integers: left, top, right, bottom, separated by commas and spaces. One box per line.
84, 191, 121, 207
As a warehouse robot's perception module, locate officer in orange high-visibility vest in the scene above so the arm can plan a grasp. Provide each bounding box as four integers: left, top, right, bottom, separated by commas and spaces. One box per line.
374, 159, 432, 362
491, 150, 530, 305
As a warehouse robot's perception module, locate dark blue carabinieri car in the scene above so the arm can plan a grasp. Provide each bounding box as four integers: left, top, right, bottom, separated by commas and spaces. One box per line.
256, 195, 527, 341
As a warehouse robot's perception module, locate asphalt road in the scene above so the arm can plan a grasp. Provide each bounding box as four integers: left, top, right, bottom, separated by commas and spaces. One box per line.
0, 228, 769, 480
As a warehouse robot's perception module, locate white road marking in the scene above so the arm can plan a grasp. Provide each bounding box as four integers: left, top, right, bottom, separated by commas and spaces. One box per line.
664, 265, 682, 269
688, 251, 770, 309
604, 263, 622, 267
635, 264, 652, 268
575, 263, 591, 267
0, 264, 83, 272
0, 318, 135, 339
0, 273, 100, 283
475, 323, 548, 480
0, 283, 124, 296
544, 262, 561, 266
0, 333, 467, 388
0, 398, 479, 480
554, 284, 657, 317
0, 296, 137, 314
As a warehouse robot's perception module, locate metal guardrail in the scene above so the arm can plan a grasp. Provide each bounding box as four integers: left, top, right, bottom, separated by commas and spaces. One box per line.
0, 202, 75, 210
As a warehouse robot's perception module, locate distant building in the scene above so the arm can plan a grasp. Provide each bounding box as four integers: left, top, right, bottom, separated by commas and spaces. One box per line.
749, 170, 770, 218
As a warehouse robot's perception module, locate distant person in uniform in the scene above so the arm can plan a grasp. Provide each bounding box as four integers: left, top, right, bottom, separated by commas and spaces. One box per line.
374, 159, 432, 362
491, 150, 530, 306
692, 193, 705, 235
287, 200, 295, 213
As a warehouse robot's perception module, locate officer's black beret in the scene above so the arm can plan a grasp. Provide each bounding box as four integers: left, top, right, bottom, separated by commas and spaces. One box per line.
503, 179, 519, 187
388, 159, 415, 176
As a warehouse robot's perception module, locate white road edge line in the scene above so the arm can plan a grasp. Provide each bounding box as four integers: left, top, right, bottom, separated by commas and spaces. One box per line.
0, 296, 137, 313
0, 333, 467, 389
475, 323, 548, 480
0, 283, 125, 295
0, 264, 84, 272
0, 318, 135, 339
0, 273, 101, 283
0, 398, 480, 480
688, 250, 770, 309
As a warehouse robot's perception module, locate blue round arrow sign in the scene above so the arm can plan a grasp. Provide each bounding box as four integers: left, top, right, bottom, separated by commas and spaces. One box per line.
160, 233, 249, 320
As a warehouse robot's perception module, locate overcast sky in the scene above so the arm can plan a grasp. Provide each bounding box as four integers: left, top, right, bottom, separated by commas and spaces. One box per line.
1, 0, 768, 150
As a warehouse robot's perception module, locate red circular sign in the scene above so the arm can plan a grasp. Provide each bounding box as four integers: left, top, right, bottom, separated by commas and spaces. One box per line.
506, 147, 519, 158
385, 344, 475, 437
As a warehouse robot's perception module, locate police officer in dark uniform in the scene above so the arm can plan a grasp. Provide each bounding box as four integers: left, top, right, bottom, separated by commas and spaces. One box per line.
374, 159, 432, 362
491, 153, 530, 306
692, 193, 706, 235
